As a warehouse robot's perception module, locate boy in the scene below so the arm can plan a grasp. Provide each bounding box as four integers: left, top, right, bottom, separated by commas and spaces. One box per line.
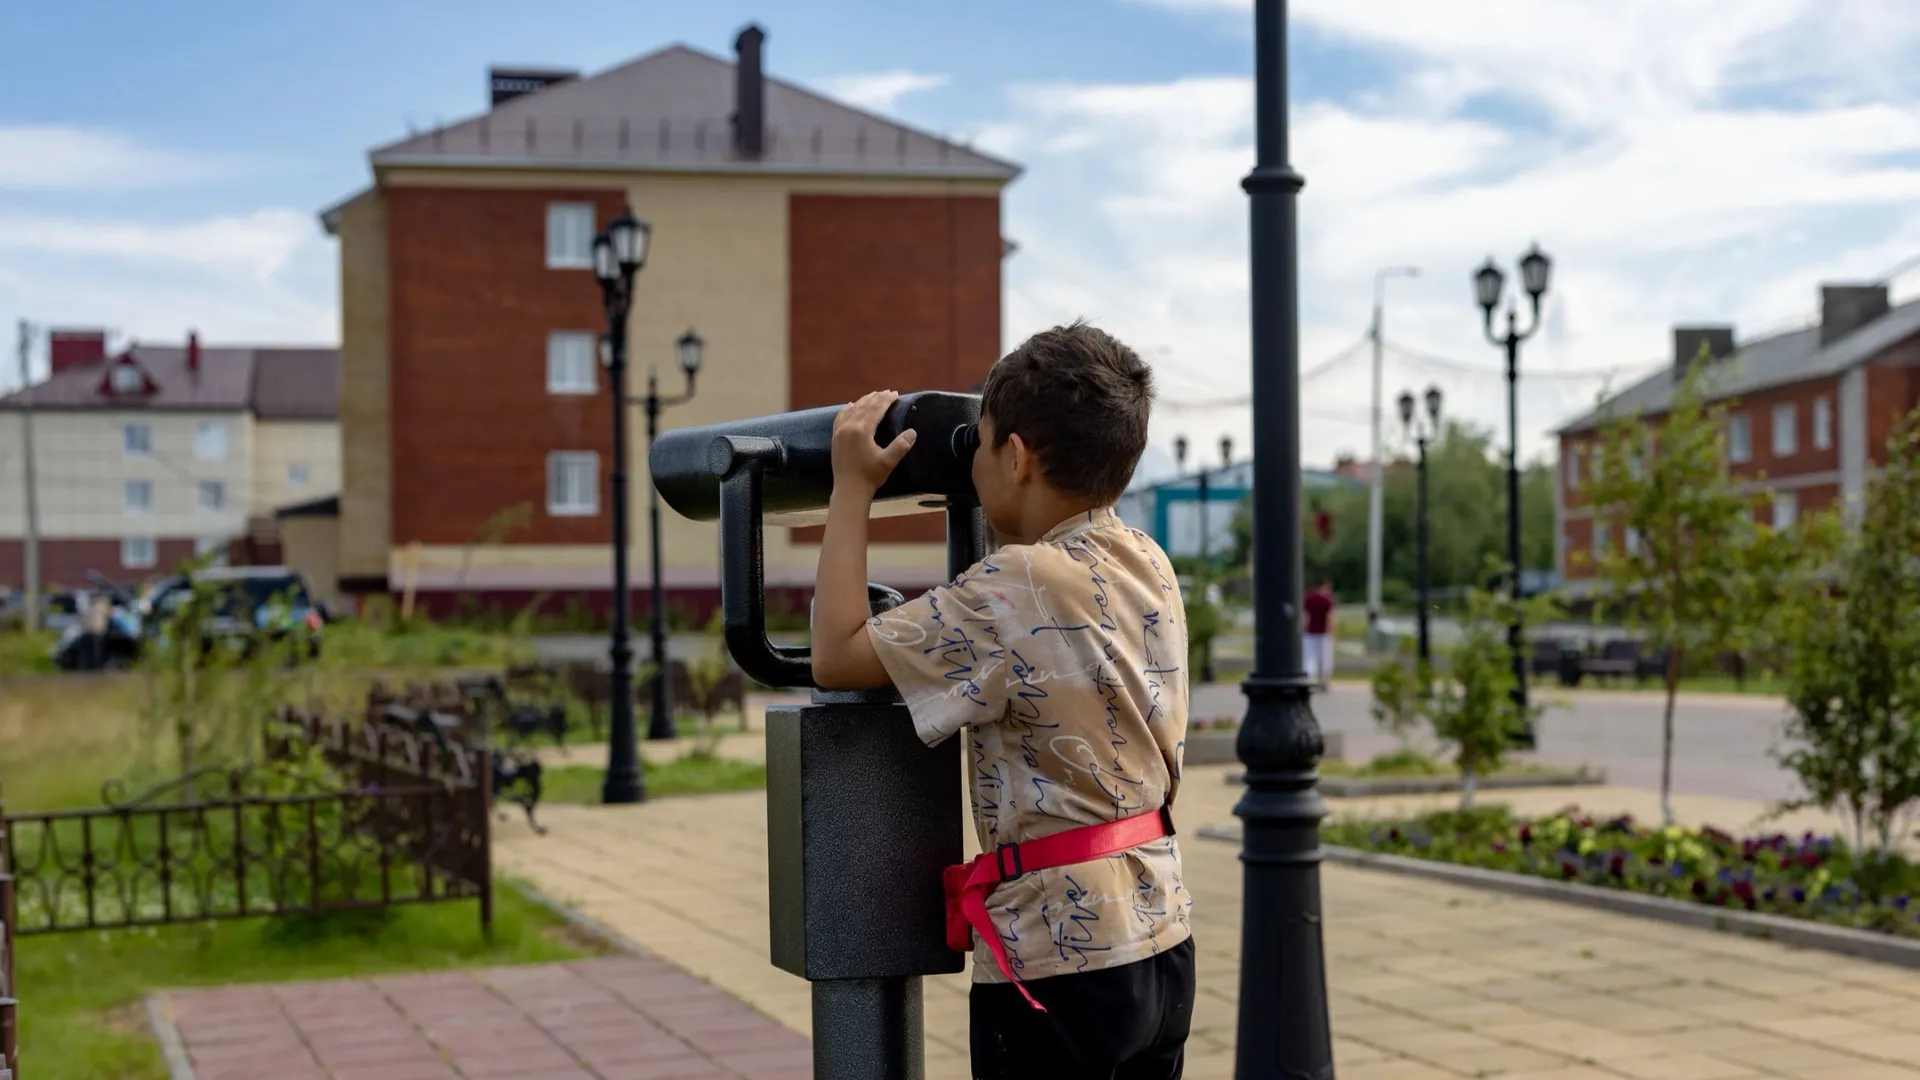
811, 321, 1195, 1078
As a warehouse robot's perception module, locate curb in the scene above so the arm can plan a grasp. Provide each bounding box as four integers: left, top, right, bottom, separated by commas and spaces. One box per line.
1195, 823, 1920, 971
505, 879, 649, 958
143, 993, 198, 1080
1220, 770, 1605, 797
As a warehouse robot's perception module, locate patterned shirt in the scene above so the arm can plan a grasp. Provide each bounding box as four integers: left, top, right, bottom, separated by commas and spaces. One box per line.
867, 507, 1193, 983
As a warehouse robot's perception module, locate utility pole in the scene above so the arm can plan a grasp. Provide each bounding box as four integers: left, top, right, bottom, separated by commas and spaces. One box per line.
1366, 266, 1417, 649
16, 320, 40, 633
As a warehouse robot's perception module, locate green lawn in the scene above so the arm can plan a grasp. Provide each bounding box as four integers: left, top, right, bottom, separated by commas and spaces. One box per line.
542, 756, 767, 804
1318, 748, 1574, 781
14, 887, 599, 1080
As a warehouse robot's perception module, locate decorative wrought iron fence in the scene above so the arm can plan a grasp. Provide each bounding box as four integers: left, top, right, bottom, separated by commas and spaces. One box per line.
2, 711, 492, 940
2, 785, 19, 1080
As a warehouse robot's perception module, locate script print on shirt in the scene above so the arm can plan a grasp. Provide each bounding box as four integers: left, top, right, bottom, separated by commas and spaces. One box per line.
868, 507, 1194, 983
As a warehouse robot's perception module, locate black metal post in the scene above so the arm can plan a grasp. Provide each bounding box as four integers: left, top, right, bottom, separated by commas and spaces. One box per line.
1505, 315, 1527, 714
1416, 435, 1431, 667
603, 314, 645, 805
1198, 468, 1215, 684
645, 375, 676, 741
1235, 1, 1335, 1076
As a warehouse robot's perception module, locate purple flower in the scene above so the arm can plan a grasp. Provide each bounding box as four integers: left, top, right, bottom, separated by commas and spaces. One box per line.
1519, 825, 1533, 847
1608, 853, 1626, 878
1791, 887, 1807, 903
1690, 879, 1708, 898
1896, 895, 1911, 911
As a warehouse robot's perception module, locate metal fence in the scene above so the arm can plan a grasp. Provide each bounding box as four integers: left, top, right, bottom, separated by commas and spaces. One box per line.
2, 790, 18, 1080
2, 710, 492, 939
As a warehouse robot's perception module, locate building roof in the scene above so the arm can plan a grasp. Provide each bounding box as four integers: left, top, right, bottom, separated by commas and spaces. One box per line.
1556, 296, 1920, 435
0, 342, 339, 417
364, 44, 1021, 182
275, 494, 340, 519
251, 348, 339, 420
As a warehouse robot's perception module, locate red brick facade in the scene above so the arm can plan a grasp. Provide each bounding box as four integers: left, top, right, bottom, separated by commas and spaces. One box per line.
385, 186, 630, 548
787, 193, 1003, 545
0, 538, 198, 588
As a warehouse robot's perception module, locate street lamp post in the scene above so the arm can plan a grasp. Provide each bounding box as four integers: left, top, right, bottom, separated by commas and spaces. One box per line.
1235, 1, 1335, 1076
1475, 244, 1551, 742
591, 206, 652, 806
1368, 266, 1419, 649
638, 329, 704, 741
1399, 385, 1442, 666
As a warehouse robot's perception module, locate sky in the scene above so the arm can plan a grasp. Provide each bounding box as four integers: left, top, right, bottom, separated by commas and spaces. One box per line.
5, 0, 1920, 474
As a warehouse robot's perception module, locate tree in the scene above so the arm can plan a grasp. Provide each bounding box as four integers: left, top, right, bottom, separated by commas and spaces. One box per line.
1423, 579, 1555, 808
1583, 347, 1793, 825
1367, 639, 1429, 749
1772, 406, 1920, 862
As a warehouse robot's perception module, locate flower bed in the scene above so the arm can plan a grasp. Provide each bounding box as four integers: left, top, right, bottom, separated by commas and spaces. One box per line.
1323, 806, 1920, 939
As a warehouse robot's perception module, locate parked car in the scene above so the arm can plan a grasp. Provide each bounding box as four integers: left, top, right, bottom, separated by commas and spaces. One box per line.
141, 566, 327, 661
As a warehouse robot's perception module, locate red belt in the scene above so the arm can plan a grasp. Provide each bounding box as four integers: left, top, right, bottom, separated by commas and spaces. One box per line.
942, 805, 1175, 1012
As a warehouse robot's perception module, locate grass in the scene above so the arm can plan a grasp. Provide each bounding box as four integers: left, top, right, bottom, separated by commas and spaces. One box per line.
0, 628, 57, 675
542, 756, 767, 804
14, 887, 599, 1080
1318, 748, 1573, 781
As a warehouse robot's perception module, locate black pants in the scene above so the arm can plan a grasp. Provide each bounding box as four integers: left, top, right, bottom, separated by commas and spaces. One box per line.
970, 938, 1195, 1080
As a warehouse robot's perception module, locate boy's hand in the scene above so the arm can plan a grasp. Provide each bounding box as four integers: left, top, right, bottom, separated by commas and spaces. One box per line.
832, 390, 917, 497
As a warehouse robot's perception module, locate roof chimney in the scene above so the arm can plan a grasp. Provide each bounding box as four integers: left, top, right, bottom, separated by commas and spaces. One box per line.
1819, 283, 1890, 347
732, 24, 767, 159
186, 330, 201, 377
1672, 326, 1735, 381
488, 67, 578, 108
48, 329, 107, 376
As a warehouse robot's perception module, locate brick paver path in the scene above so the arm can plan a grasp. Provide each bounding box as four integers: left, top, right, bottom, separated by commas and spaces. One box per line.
495, 762, 1920, 1080
154, 957, 810, 1080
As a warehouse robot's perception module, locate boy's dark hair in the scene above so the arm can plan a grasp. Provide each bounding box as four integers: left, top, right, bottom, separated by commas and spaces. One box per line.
981, 320, 1154, 502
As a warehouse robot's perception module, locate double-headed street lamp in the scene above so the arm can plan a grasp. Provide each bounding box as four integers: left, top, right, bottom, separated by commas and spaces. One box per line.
1234, 0, 1335, 1075
1399, 385, 1442, 666
591, 207, 704, 804
1475, 244, 1551, 739
1368, 265, 1419, 646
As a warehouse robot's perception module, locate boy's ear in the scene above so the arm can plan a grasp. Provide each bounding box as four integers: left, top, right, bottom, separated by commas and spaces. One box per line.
1007, 432, 1037, 485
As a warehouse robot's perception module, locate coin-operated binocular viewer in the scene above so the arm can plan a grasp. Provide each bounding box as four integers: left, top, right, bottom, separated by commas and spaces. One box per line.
650, 391, 985, 1079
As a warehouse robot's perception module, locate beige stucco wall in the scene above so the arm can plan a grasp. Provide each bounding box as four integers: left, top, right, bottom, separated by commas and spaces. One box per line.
0, 409, 253, 545
353, 167, 1004, 592
335, 190, 393, 580
252, 420, 339, 516
279, 513, 343, 610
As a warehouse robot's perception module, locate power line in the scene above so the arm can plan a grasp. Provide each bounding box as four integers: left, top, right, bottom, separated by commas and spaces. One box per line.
1384, 341, 1647, 383
1158, 335, 1370, 411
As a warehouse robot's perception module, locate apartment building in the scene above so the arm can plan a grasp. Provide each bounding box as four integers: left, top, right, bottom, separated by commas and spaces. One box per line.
1555, 283, 1920, 587
318, 23, 1020, 617
0, 332, 340, 588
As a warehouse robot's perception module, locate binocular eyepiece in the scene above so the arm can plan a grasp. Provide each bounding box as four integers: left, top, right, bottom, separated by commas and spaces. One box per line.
651, 391, 982, 525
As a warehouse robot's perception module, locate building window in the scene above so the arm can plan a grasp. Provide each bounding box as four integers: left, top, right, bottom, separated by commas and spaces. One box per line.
546, 203, 595, 269
124, 478, 153, 514
122, 536, 156, 570
1772, 403, 1797, 457
1625, 526, 1642, 555
1565, 448, 1582, 490
195, 421, 227, 460
123, 423, 152, 457
547, 452, 599, 516
1727, 414, 1752, 464
1593, 520, 1610, 556
547, 332, 598, 394
1774, 491, 1798, 530
288, 462, 310, 486
1814, 396, 1833, 450
198, 480, 226, 512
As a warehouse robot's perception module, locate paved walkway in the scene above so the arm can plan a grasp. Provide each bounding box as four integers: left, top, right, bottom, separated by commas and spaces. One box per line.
153, 957, 810, 1080
495, 762, 1920, 1079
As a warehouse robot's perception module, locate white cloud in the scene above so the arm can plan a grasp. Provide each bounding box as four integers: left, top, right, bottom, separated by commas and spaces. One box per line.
0, 207, 334, 388
0, 125, 246, 191
998, 0, 1920, 467
815, 70, 952, 113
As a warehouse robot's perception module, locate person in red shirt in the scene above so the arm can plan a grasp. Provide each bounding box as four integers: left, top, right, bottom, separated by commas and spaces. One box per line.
1302, 580, 1336, 691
